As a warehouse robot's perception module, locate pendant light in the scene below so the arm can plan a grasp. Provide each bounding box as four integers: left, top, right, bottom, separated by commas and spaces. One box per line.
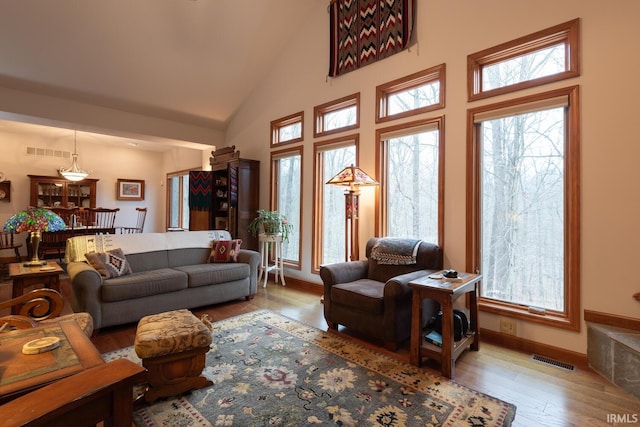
60, 131, 89, 181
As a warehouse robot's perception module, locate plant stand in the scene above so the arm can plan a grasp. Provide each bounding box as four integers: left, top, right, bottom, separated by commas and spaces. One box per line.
258, 233, 286, 288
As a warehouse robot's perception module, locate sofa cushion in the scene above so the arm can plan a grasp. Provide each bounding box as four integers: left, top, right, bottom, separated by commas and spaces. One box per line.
101, 268, 188, 302
85, 248, 132, 278
331, 279, 385, 313
168, 248, 210, 267
125, 250, 170, 272
209, 239, 242, 263
173, 263, 250, 288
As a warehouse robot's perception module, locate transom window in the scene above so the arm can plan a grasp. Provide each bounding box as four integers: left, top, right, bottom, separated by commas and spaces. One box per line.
271, 111, 303, 147
314, 93, 360, 138
376, 64, 446, 123
377, 117, 444, 246
468, 19, 579, 101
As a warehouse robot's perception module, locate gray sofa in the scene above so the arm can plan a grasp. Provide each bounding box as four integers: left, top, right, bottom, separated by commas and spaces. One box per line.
65, 230, 260, 331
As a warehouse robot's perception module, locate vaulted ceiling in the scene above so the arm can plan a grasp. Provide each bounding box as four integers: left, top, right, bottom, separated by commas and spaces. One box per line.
0, 0, 317, 148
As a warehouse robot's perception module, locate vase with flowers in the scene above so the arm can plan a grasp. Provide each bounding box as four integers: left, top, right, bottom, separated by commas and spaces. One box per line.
247, 209, 293, 242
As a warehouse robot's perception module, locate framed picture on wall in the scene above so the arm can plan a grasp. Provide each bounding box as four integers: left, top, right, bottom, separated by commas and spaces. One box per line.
116, 179, 145, 201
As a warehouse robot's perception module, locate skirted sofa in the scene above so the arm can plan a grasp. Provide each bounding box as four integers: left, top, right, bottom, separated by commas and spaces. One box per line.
65, 230, 260, 331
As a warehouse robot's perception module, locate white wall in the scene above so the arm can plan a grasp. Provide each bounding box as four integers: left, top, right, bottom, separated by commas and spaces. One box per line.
0, 128, 206, 244
226, 0, 640, 353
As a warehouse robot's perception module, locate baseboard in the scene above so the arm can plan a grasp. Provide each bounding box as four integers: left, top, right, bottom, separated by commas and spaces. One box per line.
480, 328, 588, 368
584, 310, 640, 331
269, 274, 324, 296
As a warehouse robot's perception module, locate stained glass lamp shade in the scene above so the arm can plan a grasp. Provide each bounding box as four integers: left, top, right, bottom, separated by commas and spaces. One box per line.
3, 207, 66, 266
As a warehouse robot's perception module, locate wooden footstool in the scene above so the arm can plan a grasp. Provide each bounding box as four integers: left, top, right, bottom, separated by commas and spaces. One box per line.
134, 309, 213, 403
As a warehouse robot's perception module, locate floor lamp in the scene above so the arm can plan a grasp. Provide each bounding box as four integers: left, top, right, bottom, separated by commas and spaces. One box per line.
326, 164, 379, 261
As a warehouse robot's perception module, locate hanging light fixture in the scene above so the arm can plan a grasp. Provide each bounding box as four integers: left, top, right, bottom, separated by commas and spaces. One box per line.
60, 130, 89, 181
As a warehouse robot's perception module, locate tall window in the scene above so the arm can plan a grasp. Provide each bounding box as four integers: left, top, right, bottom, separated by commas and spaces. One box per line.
467, 86, 580, 330
271, 147, 302, 266
378, 118, 444, 246
166, 170, 190, 230
313, 135, 357, 270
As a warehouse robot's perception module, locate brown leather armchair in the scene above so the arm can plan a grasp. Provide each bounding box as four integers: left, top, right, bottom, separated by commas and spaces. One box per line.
320, 237, 443, 350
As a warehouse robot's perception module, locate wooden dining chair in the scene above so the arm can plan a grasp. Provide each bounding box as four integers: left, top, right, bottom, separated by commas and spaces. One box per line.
116, 207, 147, 234
46, 207, 77, 228
88, 208, 120, 230
0, 231, 22, 280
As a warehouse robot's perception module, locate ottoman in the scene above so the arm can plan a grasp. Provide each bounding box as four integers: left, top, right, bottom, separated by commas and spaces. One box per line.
134, 309, 213, 403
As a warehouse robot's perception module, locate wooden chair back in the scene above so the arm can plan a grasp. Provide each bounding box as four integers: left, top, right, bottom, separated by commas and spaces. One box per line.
88, 208, 119, 229
46, 207, 77, 228
117, 207, 147, 234
0, 231, 22, 261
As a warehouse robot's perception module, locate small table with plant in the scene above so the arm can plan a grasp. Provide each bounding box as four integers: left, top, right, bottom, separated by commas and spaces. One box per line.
248, 210, 293, 287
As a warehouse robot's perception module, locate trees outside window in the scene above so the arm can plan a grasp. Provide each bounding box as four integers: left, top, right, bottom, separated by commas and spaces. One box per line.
467, 20, 581, 330
271, 147, 302, 265
378, 118, 444, 245
313, 136, 357, 270
468, 86, 580, 330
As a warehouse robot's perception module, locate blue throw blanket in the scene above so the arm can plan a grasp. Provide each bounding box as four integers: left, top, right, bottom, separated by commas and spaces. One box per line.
370, 237, 421, 265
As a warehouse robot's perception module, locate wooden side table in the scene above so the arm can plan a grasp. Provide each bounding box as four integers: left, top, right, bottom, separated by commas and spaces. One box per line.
258, 233, 286, 288
8, 261, 63, 314
409, 272, 482, 378
0, 320, 104, 403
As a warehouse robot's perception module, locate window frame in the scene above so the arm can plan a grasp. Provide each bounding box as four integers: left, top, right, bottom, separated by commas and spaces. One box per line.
165, 169, 192, 231
312, 134, 359, 272
313, 93, 360, 138
467, 18, 580, 101
270, 145, 303, 269
376, 64, 446, 124
270, 111, 304, 147
376, 116, 445, 248
466, 85, 581, 331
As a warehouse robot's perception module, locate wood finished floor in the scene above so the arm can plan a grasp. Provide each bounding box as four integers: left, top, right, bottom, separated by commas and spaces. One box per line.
41, 279, 640, 426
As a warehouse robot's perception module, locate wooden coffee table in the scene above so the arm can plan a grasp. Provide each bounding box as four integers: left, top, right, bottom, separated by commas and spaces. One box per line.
8, 261, 63, 312
409, 272, 482, 378
0, 320, 104, 403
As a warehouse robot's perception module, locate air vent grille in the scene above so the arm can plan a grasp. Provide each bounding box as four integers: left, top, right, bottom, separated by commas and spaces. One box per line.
26, 147, 71, 159
531, 354, 575, 371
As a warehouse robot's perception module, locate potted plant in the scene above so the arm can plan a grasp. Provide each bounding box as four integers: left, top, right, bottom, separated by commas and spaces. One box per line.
247, 209, 293, 242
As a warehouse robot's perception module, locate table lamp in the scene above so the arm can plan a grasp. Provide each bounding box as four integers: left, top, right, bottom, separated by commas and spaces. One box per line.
3, 207, 66, 267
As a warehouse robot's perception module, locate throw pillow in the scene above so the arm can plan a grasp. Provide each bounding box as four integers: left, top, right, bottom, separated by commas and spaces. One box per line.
209, 239, 242, 263
85, 248, 133, 278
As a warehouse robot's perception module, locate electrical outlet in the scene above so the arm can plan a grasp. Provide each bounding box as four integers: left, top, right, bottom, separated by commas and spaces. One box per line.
500, 318, 517, 336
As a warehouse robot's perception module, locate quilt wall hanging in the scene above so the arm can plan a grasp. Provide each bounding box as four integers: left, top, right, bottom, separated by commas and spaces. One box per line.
329, 0, 415, 77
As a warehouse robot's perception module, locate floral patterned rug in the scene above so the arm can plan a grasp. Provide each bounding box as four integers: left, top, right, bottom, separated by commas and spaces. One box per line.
103, 310, 516, 426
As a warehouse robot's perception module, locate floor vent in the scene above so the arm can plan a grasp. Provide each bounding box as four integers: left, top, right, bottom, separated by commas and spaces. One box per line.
531, 354, 575, 371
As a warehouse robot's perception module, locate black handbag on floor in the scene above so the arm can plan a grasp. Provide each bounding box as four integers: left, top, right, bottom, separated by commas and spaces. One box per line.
432, 309, 470, 341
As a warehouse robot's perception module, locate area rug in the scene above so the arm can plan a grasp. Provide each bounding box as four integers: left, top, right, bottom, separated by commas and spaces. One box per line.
103, 310, 516, 426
